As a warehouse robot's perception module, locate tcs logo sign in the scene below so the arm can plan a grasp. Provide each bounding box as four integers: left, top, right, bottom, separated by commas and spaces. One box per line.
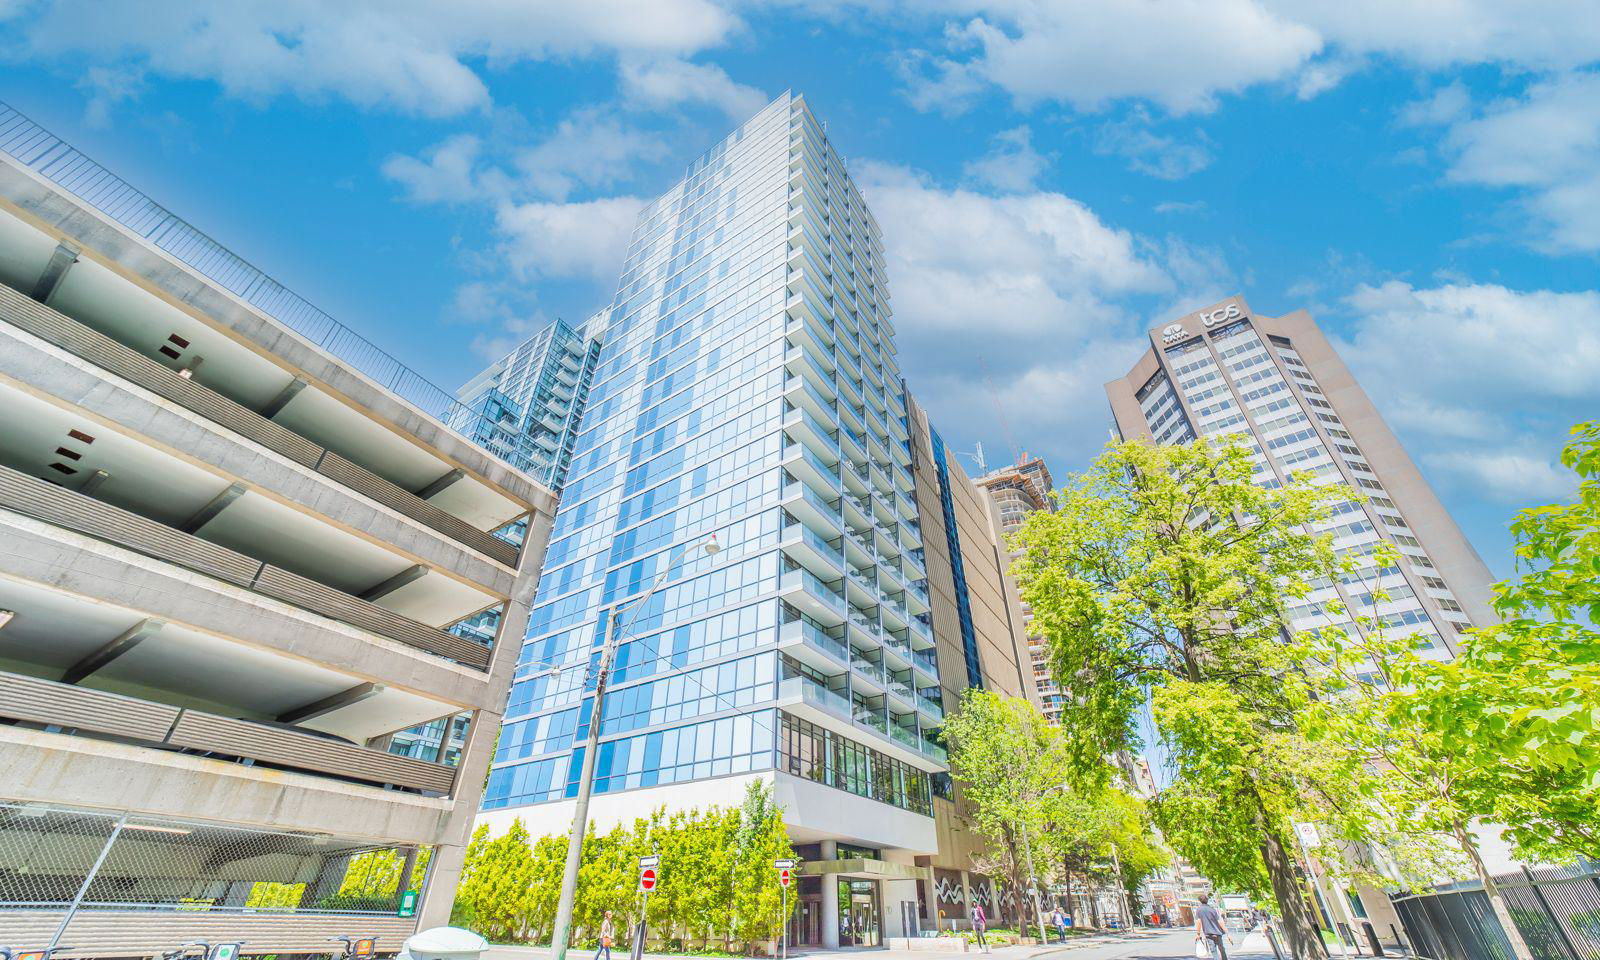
1197, 302, 1243, 327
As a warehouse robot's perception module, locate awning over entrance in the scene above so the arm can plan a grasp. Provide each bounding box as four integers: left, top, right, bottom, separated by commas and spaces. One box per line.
800, 857, 932, 882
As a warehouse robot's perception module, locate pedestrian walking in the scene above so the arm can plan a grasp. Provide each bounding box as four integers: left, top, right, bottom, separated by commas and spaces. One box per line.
1194, 894, 1234, 960
971, 902, 988, 952
596, 910, 615, 960
1053, 907, 1069, 943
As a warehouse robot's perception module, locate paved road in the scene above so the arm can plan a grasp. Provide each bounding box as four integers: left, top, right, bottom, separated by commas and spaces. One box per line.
1029, 928, 1275, 960
485, 927, 1278, 960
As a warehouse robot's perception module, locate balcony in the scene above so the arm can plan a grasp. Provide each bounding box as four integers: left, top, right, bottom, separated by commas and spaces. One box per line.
849, 649, 886, 690
782, 442, 841, 493
779, 568, 847, 627
852, 703, 888, 734
780, 482, 843, 538
889, 721, 921, 752
0, 284, 521, 566
779, 521, 844, 581
921, 738, 949, 765
778, 619, 849, 672
917, 689, 945, 723
908, 615, 934, 646
846, 604, 881, 645
783, 406, 842, 464
913, 646, 939, 677
779, 674, 854, 723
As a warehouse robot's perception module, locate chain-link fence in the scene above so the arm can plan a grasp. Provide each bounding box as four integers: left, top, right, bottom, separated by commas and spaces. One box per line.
0, 801, 429, 948
1392, 862, 1600, 960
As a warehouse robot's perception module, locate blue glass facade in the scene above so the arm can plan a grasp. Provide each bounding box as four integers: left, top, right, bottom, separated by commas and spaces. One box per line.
451, 316, 601, 491
930, 430, 983, 690
483, 94, 949, 819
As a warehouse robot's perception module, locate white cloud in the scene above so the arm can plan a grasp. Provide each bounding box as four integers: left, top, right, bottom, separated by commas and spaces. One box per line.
1280, 0, 1600, 73
514, 109, 671, 201
905, 0, 1323, 115
1398, 82, 1472, 128
1093, 109, 1213, 180
850, 159, 1221, 483
494, 196, 644, 281
619, 58, 768, 120
857, 160, 1167, 342
962, 125, 1051, 192
1439, 71, 1600, 253
1427, 449, 1577, 504
889, 0, 1600, 117
1337, 280, 1600, 503
7, 0, 741, 117
382, 134, 487, 205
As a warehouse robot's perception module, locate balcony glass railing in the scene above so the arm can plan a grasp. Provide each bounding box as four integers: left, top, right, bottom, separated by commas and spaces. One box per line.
889, 723, 920, 750
787, 568, 845, 613
784, 675, 853, 718
853, 707, 888, 734
850, 650, 884, 684
921, 739, 949, 764
786, 619, 848, 664
914, 647, 938, 673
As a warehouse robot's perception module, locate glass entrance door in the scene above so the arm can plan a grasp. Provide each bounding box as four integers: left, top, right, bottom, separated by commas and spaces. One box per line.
837, 879, 881, 946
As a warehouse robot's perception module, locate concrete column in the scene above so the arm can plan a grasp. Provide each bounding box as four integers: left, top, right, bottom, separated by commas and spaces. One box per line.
883, 878, 919, 938
959, 870, 975, 931
821, 875, 841, 949
818, 844, 840, 951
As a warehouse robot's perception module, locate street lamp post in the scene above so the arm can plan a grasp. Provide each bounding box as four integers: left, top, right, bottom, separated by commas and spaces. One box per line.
548, 535, 721, 960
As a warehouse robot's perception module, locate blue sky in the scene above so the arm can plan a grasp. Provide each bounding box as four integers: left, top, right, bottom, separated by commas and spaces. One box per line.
3, 1, 1597, 579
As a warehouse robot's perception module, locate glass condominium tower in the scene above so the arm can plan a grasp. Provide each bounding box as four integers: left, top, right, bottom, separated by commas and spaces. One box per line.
1106, 297, 1497, 663
476, 94, 1033, 946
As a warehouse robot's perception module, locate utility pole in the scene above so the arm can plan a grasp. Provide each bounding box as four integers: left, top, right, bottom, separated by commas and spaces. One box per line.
549, 535, 722, 960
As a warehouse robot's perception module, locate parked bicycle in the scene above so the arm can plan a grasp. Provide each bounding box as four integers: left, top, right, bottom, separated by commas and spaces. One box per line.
1, 948, 75, 960
156, 941, 245, 960
330, 936, 377, 960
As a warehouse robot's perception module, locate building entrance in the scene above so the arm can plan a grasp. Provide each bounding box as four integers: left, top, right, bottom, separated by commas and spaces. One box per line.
791, 897, 822, 946
838, 879, 881, 947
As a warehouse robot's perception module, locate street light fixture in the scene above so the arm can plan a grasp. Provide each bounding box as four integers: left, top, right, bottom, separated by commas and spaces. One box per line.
548, 534, 723, 960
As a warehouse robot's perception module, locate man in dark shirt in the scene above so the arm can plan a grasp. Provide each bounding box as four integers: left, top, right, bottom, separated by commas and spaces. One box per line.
1194, 894, 1234, 960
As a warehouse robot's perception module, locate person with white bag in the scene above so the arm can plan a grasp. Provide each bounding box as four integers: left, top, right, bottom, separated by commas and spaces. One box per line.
1194, 893, 1234, 960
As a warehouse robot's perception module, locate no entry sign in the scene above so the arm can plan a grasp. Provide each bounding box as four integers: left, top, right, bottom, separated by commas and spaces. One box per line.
777, 868, 791, 887
639, 867, 657, 892
775, 858, 795, 887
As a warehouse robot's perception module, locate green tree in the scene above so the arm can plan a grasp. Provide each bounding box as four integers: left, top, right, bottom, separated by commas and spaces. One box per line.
1011, 436, 1352, 960
1452, 420, 1600, 860
454, 819, 538, 941
943, 688, 1066, 941
731, 780, 798, 952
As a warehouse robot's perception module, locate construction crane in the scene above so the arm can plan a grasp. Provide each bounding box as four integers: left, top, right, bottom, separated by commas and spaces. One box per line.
978, 356, 1021, 467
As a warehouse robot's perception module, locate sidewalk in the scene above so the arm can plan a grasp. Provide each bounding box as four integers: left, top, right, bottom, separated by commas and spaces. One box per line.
483, 928, 1212, 960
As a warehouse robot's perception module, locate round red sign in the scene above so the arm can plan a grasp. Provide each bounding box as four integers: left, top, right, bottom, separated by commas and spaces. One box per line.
640, 867, 658, 891
778, 868, 791, 887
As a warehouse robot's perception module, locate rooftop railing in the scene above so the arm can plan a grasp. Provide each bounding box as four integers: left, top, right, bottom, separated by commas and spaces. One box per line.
0, 101, 537, 476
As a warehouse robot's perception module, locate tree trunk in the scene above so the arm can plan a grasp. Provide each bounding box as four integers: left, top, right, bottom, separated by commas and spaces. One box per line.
1259, 816, 1325, 960
1452, 818, 1535, 960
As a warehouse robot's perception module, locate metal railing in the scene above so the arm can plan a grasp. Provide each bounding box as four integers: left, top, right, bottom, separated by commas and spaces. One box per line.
1391, 861, 1600, 960
0, 801, 422, 952
0, 100, 536, 475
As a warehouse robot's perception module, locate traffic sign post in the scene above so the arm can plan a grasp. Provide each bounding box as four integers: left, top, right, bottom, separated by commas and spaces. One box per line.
775, 859, 796, 960
635, 855, 659, 960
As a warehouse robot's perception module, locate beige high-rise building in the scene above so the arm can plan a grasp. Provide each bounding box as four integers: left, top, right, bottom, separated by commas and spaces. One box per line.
973, 454, 1063, 722
1106, 296, 1496, 663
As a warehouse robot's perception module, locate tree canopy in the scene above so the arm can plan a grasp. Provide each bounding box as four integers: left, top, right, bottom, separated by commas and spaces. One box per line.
1011, 436, 1351, 960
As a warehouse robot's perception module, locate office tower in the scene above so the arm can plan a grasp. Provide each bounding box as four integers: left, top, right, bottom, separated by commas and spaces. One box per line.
1106, 296, 1497, 662
452, 315, 602, 492
0, 104, 554, 949
477, 93, 1033, 946
973, 454, 1063, 722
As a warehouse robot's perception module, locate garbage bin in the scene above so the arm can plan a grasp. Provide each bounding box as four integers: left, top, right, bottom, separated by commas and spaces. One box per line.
400, 926, 490, 960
